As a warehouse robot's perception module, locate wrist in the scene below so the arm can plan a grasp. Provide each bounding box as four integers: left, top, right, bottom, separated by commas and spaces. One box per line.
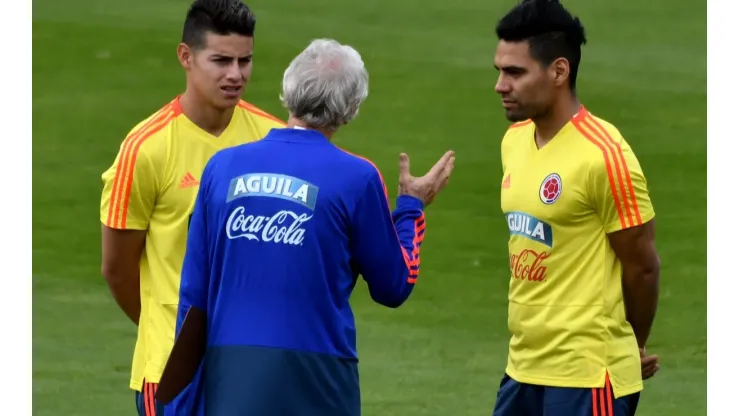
396, 195, 424, 210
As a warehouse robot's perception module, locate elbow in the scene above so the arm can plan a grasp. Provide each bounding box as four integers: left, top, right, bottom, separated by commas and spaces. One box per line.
371, 292, 408, 309
623, 256, 661, 284
652, 256, 662, 277
369, 271, 415, 309
101, 262, 116, 283
368, 282, 411, 308
101, 261, 132, 288
645, 254, 661, 278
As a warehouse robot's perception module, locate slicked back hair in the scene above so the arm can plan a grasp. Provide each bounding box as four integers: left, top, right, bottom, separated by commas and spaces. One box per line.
182, 0, 256, 49
496, 0, 587, 90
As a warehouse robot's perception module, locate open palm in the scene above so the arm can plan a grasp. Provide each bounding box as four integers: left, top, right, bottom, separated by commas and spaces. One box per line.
397, 150, 455, 207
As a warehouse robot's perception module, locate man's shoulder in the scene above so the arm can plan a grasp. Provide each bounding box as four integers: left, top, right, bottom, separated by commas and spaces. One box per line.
500, 120, 534, 162
507, 119, 534, 130
566, 110, 652, 200
120, 98, 182, 156
237, 100, 286, 128
503, 119, 533, 136
102, 99, 181, 179
332, 146, 384, 179
569, 110, 639, 169
501, 119, 534, 145
572, 110, 630, 149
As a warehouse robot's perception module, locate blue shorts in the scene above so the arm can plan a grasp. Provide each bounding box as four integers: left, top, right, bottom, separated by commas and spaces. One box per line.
202, 345, 360, 416
492, 373, 640, 416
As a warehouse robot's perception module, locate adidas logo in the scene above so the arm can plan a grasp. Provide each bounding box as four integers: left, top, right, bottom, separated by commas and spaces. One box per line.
502, 174, 511, 189
179, 172, 200, 188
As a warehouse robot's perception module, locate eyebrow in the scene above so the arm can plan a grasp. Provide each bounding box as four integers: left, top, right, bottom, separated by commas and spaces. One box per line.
212, 54, 253, 59
495, 65, 525, 72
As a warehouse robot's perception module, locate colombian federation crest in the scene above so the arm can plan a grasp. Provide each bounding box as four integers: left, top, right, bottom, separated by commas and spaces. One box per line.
539, 173, 562, 205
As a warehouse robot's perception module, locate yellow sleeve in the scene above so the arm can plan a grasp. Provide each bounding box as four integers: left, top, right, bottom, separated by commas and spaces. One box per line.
100, 139, 158, 230
591, 140, 655, 233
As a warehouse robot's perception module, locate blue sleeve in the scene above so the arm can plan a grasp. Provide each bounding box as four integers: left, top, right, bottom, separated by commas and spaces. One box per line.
175, 160, 213, 337
350, 169, 426, 308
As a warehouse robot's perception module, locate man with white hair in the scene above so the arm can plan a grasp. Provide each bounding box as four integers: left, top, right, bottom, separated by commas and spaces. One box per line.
170, 38, 455, 415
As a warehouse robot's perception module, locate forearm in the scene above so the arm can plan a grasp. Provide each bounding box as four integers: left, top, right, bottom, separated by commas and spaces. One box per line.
622, 268, 659, 348
105, 276, 141, 325
176, 284, 205, 335
100, 225, 147, 326
392, 196, 425, 278
361, 196, 425, 308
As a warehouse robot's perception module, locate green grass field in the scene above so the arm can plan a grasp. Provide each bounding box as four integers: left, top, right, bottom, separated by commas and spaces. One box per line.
32, 0, 707, 414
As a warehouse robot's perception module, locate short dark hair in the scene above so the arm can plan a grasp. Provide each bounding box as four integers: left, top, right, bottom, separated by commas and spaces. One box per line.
495, 0, 587, 90
182, 0, 256, 49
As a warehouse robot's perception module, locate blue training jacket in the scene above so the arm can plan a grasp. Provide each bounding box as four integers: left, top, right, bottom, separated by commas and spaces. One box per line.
167, 127, 426, 416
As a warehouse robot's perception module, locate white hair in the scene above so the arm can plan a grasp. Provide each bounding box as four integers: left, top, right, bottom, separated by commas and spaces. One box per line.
280, 39, 369, 132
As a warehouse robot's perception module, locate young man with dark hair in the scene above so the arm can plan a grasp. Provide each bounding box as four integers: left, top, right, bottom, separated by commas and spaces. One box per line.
99, 1, 283, 414
492, 1, 661, 415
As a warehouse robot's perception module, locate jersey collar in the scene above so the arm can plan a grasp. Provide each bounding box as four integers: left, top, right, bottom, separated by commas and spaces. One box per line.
264, 127, 331, 143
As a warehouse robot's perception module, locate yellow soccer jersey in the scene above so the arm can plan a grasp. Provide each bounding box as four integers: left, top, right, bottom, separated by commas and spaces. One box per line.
100, 96, 284, 391
499, 106, 655, 398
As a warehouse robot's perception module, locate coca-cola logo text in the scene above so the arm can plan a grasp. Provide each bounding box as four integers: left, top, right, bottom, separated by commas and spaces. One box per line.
226, 207, 311, 246
510, 249, 550, 282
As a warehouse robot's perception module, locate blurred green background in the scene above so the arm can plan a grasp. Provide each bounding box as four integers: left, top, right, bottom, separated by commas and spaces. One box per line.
32, 0, 706, 414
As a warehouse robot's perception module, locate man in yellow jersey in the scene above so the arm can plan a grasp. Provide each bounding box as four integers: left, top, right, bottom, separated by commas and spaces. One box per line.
490, 1, 661, 415
99, 1, 284, 414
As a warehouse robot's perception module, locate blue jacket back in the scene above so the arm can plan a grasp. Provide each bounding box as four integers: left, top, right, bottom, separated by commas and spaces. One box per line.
171, 127, 426, 415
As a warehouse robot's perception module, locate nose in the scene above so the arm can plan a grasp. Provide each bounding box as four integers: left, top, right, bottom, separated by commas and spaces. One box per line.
226, 61, 242, 81
495, 74, 510, 95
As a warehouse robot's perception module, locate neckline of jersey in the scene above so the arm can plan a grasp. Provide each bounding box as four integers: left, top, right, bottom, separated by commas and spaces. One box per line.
530, 105, 589, 152
171, 95, 241, 140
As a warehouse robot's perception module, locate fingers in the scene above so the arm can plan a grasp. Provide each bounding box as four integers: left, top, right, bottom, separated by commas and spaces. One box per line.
444, 156, 455, 176
445, 156, 455, 177
641, 355, 658, 365
643, 363, 659, 379
436, 156, 456, 191
398, 150, 455, 197
641, 354, 660, 379
428, 150, 455, 179
398, 153, 411, 181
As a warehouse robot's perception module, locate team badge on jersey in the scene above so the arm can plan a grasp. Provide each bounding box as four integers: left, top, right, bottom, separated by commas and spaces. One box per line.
539, 173, 562, 205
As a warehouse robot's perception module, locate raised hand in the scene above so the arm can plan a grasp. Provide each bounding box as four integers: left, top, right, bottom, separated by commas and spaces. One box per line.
398, 150, 455, 207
